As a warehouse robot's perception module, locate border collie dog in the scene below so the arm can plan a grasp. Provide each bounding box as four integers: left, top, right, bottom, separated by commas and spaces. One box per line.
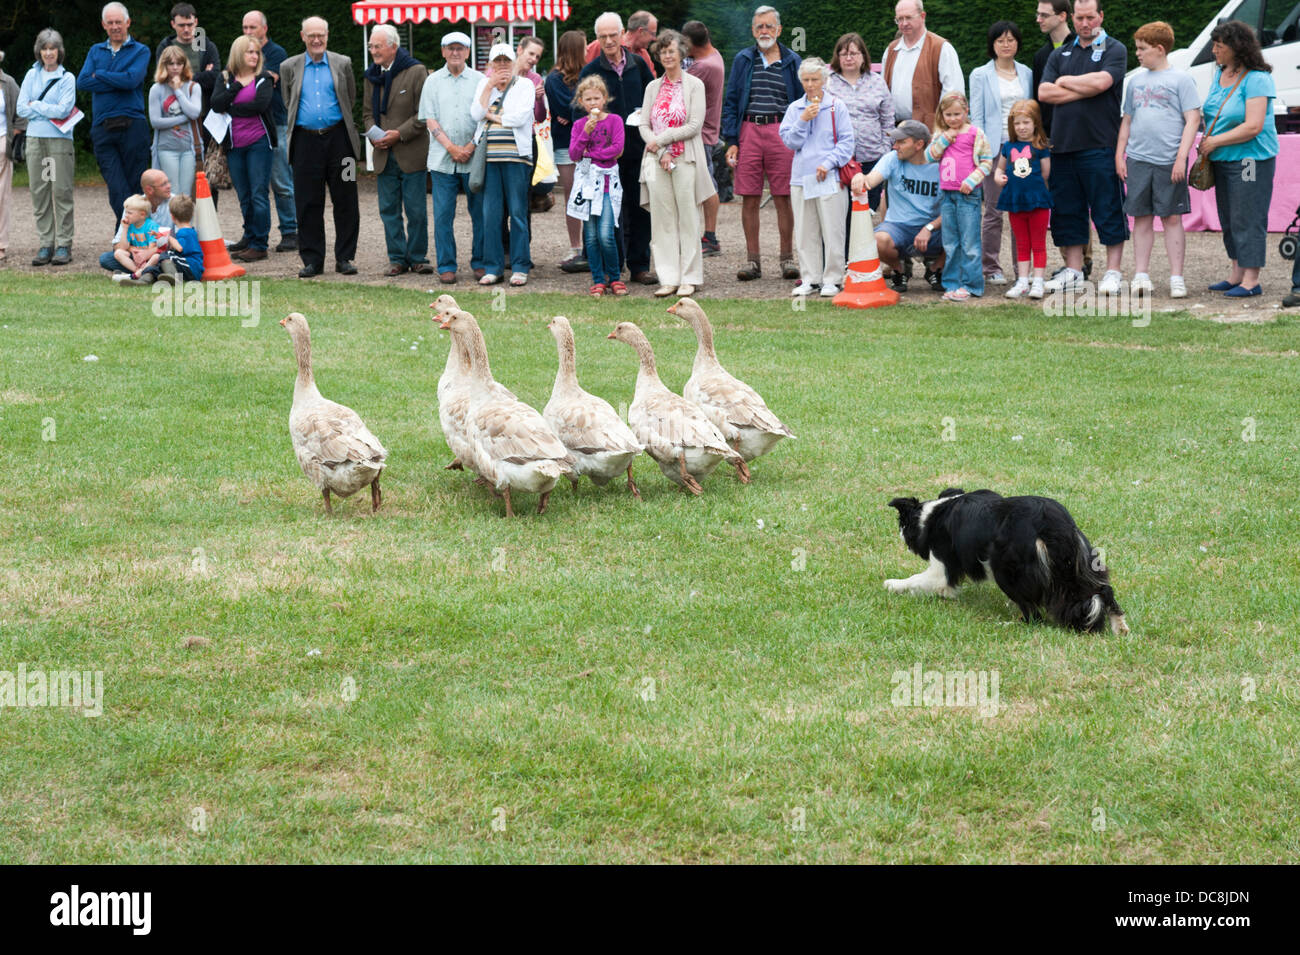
886, 489, 1129, 634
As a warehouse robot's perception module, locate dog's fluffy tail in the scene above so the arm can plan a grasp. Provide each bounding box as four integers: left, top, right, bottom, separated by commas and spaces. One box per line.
1044, 525, 1126, 633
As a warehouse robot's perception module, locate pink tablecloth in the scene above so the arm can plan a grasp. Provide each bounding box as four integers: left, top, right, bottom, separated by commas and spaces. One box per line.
1141, 133, 1300, 232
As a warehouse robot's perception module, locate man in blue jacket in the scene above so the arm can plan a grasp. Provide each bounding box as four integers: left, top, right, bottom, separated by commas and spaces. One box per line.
721, 5, 801, 282
575, 12, 658, 285
79, 2, 152, 222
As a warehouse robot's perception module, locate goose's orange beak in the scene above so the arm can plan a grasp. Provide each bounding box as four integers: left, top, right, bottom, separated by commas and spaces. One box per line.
606, 331, 616, 339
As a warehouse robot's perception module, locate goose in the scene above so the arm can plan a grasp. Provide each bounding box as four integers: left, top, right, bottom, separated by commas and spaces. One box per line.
543, 315, 644, 499
607, 321, 745, 494
280, 312, 387, 514
668, 296, 795, 470
437, 309, 574, 516
430, 294, 515, 473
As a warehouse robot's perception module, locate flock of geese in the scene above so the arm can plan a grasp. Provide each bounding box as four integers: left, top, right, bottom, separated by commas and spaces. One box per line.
279, 296, 796, 516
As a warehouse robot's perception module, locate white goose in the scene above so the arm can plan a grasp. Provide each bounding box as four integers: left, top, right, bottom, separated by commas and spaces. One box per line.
543, 315, 644, 499
607, 321, 745, 494
438, 309, 574, 516
281, 312, 388, 513
431, 294, 514, 473
668, 297, 795, 469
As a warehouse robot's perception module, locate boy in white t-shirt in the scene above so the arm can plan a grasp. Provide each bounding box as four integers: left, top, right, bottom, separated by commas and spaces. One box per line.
1115, 21, 1201, 299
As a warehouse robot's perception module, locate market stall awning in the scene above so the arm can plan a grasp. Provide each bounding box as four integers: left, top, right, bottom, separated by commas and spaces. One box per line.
351, 1, 571, 25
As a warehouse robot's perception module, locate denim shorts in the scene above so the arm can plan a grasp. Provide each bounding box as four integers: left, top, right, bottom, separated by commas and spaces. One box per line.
1049, 148, 1129, 246
554, 147, 571, 166
876, 219, 928, 258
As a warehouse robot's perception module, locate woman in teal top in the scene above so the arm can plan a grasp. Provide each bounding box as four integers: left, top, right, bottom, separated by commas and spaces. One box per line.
1198, 20, 1278, 297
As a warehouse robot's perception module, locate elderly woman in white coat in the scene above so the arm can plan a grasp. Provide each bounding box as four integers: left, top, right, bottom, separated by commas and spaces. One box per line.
640, 30, 715, 298
779, 57, 855, 298
969, 20, 1033, 284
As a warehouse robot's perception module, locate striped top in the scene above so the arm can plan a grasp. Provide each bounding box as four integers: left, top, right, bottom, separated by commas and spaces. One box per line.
747, 51, 791, 116
485, 100, 528, 164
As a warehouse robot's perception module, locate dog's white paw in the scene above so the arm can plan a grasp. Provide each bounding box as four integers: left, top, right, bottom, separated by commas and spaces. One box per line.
939, 586, 959, 599
884, 578, 909, 594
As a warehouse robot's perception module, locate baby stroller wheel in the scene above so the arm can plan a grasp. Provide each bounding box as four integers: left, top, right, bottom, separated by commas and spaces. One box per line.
1279, 234, 1298, 261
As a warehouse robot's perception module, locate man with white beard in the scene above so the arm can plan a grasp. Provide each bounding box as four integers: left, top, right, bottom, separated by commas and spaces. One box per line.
720, 5, 803, 282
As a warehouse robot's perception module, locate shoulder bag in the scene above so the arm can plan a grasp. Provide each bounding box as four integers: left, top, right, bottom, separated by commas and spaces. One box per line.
830, 103, 862, 188
470, 76, 518, 194
1190, 71, 1246, 191
10, 77, 61, 163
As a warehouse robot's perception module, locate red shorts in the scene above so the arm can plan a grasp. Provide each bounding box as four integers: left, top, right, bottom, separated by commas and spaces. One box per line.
734, 120, 793, 197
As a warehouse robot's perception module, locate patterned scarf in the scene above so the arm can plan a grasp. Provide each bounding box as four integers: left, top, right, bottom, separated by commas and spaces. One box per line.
651, 79, 687, 158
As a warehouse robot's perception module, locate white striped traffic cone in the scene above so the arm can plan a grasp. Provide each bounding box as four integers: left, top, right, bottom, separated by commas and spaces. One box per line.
193, 172, 245, 281
833, 191, 898, 309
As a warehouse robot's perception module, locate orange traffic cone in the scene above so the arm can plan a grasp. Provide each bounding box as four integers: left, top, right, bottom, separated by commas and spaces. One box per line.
833, 191, 898, 309
192, 171, 245, 281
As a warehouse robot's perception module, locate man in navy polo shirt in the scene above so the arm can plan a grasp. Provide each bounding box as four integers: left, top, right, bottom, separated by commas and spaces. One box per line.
1038, 0, 1128, 294
78, 3, 152, 222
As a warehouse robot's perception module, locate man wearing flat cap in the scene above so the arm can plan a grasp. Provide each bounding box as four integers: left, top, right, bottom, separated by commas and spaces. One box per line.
418, 30, 485, 283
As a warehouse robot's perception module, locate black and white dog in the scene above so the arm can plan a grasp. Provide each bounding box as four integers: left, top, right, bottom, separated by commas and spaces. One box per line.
886, 489, 1129, 634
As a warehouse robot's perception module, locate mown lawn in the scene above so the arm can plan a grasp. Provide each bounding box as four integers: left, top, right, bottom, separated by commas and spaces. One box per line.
1, 275, 1296, 863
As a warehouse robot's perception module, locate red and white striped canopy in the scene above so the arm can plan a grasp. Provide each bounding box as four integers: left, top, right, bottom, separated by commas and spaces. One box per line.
351, 1, 571, 25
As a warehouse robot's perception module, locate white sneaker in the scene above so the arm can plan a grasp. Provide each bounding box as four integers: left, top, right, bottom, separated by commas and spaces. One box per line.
1043, 267, 1085, 293
1098, 270, 1124, 295
819, 284, 840, 297
111, 271, 130, 283
987, 271, 1008, 285
791, 282, 817, 296
1169, 276, 1187, 299
1005, 278, 1030, 298
1028, 278, 1045, 299
1130, 273, 1154, 295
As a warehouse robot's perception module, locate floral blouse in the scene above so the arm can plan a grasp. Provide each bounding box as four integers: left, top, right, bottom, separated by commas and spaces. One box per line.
827, 69, 893, 164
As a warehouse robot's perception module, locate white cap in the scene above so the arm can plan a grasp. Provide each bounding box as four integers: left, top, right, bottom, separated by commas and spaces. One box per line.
487, 42, 515, 62
441, 31, 471, 48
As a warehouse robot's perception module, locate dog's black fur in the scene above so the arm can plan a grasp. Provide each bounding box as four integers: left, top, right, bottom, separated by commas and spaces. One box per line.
887, 488, 1129, 633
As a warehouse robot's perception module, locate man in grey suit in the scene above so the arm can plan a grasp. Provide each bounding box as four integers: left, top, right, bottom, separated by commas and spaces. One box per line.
278, 16, 361, 277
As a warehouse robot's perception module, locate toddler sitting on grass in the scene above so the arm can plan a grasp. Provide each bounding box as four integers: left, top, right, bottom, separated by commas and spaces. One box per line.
111, 195, 161, 285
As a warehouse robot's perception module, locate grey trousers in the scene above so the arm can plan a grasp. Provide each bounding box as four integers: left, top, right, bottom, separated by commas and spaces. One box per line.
1213, 156, 1275, 270
27, 136, 77, 248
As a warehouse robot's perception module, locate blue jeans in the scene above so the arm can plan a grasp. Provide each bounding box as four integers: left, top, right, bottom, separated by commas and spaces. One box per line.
270, 124, 296, 236
940, 189, 983, 294
377, 159, 429, 266
156, 148, 196, 202
99, 250, 132, 273
228, 137, 272, 250
431, 170, 484, 275
481, 161, 531, 276
583, 206, 619, 286
91, 116, 152, 222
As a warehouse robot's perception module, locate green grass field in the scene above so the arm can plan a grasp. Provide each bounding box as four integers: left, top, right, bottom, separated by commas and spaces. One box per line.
1, 275, 1297, 863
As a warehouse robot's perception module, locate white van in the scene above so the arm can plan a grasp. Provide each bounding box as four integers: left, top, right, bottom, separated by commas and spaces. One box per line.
1166, 0, 1300, 124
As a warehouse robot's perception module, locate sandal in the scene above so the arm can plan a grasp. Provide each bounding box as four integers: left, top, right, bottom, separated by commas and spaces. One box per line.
509, 272, 528, 286
609, 281, 629, 296
589, 283, 606, 297
479, 273, 501, 285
